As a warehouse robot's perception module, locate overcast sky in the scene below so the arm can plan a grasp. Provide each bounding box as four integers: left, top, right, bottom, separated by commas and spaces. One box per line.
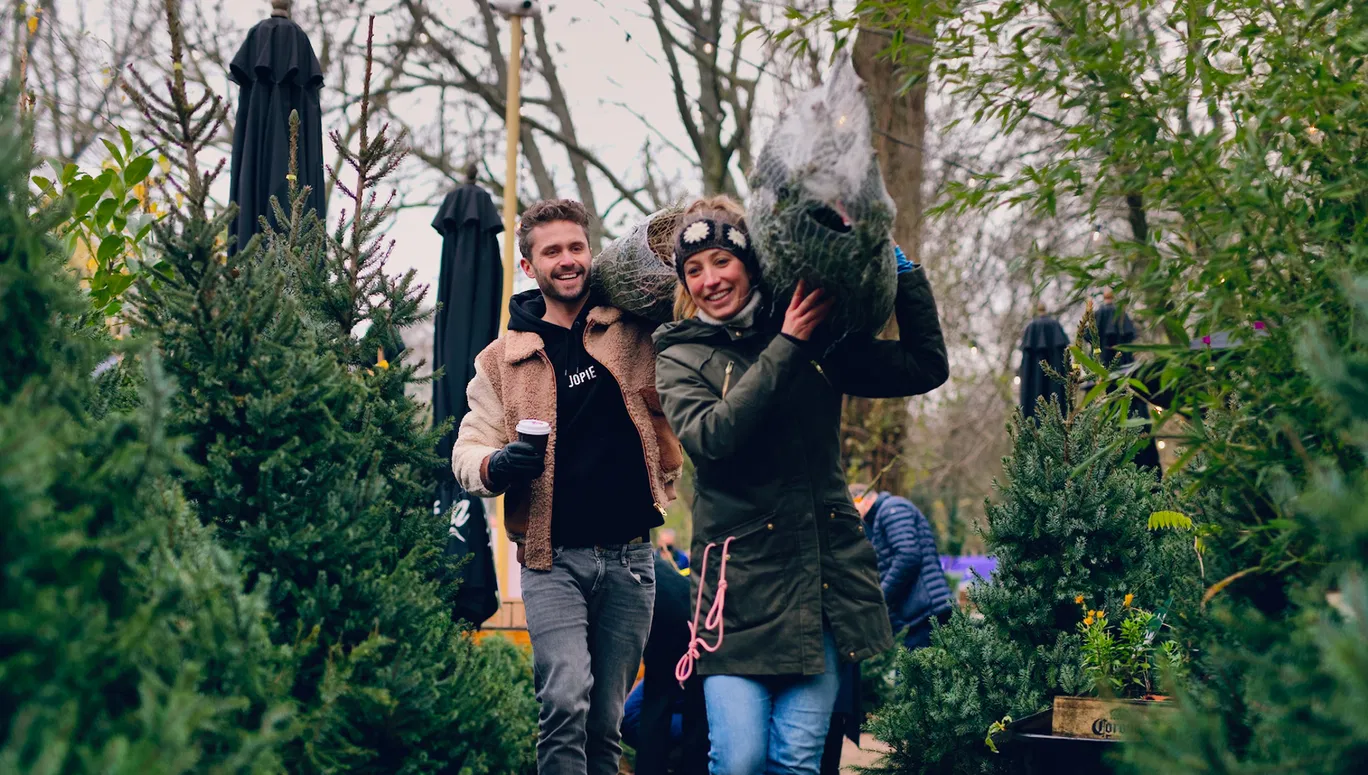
203, 0, 811, 299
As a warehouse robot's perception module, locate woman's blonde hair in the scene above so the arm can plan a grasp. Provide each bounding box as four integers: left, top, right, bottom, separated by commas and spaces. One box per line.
671, 194, 749, 321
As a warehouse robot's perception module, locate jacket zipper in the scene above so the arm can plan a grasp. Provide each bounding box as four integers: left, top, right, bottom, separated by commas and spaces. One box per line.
811, 360, 831, 385
722, 361, 734, 398
582, 320, 668, 515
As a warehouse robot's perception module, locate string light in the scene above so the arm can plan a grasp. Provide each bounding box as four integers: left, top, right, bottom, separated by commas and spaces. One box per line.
1013, 376, 1021, 386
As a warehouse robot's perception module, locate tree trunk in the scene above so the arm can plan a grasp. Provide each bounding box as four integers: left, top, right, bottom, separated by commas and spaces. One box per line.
841, 20, 931, 489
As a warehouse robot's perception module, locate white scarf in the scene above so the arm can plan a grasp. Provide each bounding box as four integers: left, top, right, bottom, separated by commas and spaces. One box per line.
697, 290, 763, 329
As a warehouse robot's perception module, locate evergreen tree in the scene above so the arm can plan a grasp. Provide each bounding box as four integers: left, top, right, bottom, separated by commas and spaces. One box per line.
1119, 283, 1368, 774
868, 321, 1200, 774
0, 93, 291, 773
125, 7, 536, 773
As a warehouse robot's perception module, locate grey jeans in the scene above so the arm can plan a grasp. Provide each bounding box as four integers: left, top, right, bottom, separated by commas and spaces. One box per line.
522, 542, 655, 775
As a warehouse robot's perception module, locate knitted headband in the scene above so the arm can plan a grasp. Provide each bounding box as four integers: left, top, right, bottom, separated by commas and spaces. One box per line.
673, 216, 758, 283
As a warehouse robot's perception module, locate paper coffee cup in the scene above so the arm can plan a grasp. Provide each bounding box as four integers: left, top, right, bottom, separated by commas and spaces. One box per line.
516, 419, 551, 454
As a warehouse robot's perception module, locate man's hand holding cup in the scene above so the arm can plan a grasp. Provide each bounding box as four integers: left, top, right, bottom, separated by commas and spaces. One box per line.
486, 419, 551, 492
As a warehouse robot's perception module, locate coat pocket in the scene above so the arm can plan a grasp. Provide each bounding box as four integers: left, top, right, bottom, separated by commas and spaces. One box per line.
823, 500, 884, 605
695, 512, 798, 635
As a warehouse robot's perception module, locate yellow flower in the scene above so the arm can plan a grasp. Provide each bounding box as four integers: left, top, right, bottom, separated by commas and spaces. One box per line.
1083, 616, 1094, 626
1096, 610, 1105, 619
377, 359, 390, 370
86, 257, 97, 273
1123, 594, 1134, 608
158, 155, 171, 174
28, 16, 40, 35
1075, 595, 1084, 605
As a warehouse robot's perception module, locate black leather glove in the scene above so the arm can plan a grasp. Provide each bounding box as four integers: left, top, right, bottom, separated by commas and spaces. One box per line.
485, 440, 546, 492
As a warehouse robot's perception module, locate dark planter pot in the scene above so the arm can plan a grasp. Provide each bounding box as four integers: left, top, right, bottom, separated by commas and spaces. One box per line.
991, 709, 1120, 775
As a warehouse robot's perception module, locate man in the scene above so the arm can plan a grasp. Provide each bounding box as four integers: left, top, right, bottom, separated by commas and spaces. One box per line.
655, 527, 689, 572
851, 484, 953, 648
453, 198, 683, 774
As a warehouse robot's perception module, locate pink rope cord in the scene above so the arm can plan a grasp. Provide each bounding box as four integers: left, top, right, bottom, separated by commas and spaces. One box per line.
675, 536, 736, 685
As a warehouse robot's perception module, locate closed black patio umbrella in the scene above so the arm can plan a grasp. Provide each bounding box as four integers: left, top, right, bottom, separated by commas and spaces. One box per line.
1019, 308, 1070, 420
227, 0, 325, 253
1093, 289, 1138, 369
432, 167, 503, 626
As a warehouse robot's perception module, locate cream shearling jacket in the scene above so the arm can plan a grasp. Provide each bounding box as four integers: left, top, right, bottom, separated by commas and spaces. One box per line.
452, 304, 683, 571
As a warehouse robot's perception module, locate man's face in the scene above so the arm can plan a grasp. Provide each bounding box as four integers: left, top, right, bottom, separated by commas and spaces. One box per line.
855, 491, 877, 518
657, 529, 677, 550
521, 220, 591, 304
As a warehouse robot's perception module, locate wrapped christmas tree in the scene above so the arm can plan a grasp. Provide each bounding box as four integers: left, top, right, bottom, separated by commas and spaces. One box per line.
747, 51, 898, 340
591, 204, 684, 323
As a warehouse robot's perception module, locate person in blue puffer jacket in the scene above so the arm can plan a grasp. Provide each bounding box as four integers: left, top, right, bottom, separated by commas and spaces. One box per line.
851, 485, 953, 649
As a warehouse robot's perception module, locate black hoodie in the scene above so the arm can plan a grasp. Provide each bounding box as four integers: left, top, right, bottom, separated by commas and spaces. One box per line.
508, 289, 661, 547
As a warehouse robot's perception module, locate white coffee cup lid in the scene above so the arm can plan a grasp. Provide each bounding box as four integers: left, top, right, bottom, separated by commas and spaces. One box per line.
516, 418, 551, 435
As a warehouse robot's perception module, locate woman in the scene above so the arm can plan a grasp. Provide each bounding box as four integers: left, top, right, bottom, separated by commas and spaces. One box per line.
653, 195, 949, 774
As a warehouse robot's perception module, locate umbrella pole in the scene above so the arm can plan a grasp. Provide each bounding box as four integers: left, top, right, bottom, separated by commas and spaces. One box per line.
494, 13, 526, 623
499, 18, 523, 334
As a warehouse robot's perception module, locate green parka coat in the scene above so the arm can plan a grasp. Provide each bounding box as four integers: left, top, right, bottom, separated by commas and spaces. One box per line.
653, 269, 949, 676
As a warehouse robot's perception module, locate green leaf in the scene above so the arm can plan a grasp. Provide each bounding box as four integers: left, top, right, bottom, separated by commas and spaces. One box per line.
124, 156, 154, 187
101, 138, 124, 166
95, 197, 118, 229
1070, 346, 1109, 379
1083, 381, 1108, 408
1148, 511, 1194, 531
31, 175, 53, 192
97, 234, 125, 263
119, 125, 134, 156
72, 192, 102, 221
105, 272, 135, 298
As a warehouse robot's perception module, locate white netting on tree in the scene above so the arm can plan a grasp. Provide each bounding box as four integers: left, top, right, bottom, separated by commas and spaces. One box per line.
591, 204, 685, 323
746, 50, 897, 339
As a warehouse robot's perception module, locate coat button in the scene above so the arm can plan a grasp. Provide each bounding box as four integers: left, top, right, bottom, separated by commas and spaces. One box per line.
822, 583, 829, 590
829, 511, 836, 519
766, 523, 774, 530
849, 651, 856, 658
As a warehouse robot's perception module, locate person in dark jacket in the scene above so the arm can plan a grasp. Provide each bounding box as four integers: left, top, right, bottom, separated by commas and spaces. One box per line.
627, 554, 708, 775
655, 195, 949, 775
852, 486, 953, 649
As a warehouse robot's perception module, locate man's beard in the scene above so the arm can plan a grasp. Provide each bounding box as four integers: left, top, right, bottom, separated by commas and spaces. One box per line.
535, 267, 589, 304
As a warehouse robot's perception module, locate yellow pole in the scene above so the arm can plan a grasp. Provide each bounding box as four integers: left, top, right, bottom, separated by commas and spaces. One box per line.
499, 18, 524, 334
492, 15, 524, 614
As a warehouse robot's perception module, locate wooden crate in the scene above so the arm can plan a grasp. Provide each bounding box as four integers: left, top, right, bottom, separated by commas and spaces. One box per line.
1051, 696, 1171, 740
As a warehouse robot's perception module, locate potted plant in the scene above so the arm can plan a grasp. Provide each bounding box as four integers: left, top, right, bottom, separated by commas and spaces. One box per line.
1052, 594, 1185, 740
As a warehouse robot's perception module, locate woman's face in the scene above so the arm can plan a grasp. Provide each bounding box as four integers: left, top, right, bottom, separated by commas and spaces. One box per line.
683, 248, 752, 320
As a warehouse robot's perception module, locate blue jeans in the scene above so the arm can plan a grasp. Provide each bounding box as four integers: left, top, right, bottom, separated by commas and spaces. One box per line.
703, 631, 840, 775
522, 544, 656, 775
